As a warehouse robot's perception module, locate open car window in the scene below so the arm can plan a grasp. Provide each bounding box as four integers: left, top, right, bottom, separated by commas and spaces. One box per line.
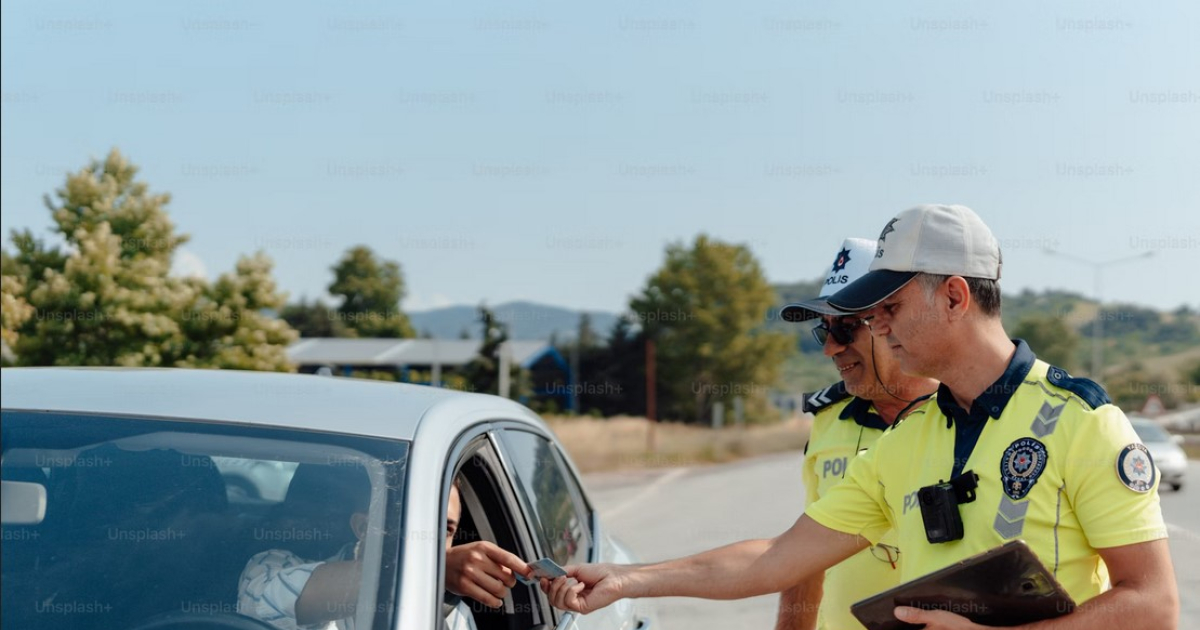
497, 429, 591, 569
1, 411, 408, 630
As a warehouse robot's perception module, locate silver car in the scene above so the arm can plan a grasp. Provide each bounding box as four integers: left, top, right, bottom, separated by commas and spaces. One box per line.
1130, 417, 1188, 492
1, 368, 655, 630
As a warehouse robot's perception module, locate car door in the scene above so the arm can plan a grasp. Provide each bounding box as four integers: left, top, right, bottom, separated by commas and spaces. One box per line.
495, 426, 648, 630
442, 428, 560, 630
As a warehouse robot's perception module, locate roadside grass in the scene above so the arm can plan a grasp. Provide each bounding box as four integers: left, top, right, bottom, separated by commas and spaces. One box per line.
546, 415, 811, 473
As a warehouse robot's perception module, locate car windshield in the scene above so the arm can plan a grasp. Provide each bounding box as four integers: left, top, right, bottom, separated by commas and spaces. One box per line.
1, 411, 408, 630
1132, 420, 1172, 443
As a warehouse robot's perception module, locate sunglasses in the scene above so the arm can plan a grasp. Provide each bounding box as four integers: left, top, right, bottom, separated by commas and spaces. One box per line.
870, 543, 901, 570
812, 318, 868, 346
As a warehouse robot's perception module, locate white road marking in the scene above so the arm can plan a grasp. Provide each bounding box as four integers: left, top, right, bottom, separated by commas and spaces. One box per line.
604, 468, 689, 521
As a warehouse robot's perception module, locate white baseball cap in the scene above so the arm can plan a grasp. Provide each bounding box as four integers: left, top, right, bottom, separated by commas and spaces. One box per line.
780, 237, 879, 322
826, 204, 1002, 312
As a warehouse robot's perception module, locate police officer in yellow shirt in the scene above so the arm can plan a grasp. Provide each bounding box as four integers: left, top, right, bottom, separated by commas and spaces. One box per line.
541, 204, 1178, 630
776, 237, 937, 630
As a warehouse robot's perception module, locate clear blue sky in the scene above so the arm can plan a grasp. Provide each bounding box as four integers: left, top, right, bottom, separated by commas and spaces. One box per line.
3, 0, 1198, 313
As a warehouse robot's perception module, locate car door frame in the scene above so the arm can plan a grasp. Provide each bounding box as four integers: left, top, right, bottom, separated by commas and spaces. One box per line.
490, 422, 601, 628
440, 421, 559, 628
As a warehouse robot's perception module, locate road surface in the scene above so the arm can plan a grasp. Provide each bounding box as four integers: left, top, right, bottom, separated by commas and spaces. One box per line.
584, 453, 1200, 630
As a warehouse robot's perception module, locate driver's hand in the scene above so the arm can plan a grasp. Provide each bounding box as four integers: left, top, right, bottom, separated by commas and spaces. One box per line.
445, 542, 530, 608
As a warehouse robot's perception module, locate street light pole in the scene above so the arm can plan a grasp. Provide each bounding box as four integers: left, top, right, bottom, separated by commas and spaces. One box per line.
1043, 249, 1154, 379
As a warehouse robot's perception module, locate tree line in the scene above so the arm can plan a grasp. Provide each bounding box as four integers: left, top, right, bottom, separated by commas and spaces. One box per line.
5, 150, 1195, 419
1, 150, 794, 423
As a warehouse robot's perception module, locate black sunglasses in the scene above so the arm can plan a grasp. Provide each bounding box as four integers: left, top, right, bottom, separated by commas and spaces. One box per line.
812, 318, 868, 346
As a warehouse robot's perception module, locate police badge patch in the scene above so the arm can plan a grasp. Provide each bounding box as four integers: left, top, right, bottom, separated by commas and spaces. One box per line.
1000, 438, 1048, 501
1116, 443, 1156, 493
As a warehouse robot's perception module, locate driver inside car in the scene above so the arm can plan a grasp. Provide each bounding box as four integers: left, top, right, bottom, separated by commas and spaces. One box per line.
237, 467, 530, 630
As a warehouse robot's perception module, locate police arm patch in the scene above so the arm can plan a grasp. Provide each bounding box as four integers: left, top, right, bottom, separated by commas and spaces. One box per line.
1116, 443, 1156, 493
1000, 438, 1048, 501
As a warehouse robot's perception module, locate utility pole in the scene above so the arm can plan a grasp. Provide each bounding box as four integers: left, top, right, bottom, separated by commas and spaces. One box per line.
498, 341, 511, 398
645, 338, 657, 453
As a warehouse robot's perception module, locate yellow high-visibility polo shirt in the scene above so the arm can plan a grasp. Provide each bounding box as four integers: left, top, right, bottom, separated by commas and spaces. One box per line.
807, 340, 1167, 608
801, 382, 902, 630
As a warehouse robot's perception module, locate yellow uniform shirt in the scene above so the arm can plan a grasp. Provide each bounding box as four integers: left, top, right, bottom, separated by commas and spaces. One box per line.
802, 383, 901, 630
807, 340, 1167, 607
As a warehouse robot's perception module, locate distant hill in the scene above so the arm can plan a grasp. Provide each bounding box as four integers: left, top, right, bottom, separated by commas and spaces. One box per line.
409, 301, 622, 341
769, 278, 1200, 394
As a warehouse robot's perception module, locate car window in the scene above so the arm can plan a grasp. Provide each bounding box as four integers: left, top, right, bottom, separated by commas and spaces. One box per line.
498, 429, 591, 568
0, 411, 407, 630
1133, 421, 1171, 443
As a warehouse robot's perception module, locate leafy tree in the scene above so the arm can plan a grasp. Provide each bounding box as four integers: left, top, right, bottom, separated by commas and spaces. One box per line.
461, 306, 512, 396
3, 149, 295, 370
328, 245, 414, 338
1105, 362, 1181, 412
576, 316, 646, 417
1012, 314, 1080, 372
175, 253, 297, 371
1, 254, 34, 356
629, 234, 793, 423
576, 313, 599, 349
281, 297, 347, 338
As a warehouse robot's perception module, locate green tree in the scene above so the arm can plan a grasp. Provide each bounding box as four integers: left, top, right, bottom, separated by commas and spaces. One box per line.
461, 305, 510, 395
281, 297, 348, 338
4, 149, 295, 370
576, 313, 599, 349
577, 316, 645, 417
1, 254, 34, 357
1105, 362, 1181, 412
176, 252, 297, 371
328, 245, 414, 338
630, 234, 793, 423
1184, 361, 1200, 404
1012, 314, 1080, 372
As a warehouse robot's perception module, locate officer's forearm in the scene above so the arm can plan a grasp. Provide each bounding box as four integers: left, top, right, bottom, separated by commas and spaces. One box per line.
624, 515, 864, 601
1007, 584, 1176, 630
624, 538, 791, 600
1010, 539, 1177, 630
774, 574, 823, 630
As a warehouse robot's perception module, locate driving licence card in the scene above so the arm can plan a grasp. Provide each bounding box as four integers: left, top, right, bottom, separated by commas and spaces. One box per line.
529, 558, 567, 579
514, 557, 567, 586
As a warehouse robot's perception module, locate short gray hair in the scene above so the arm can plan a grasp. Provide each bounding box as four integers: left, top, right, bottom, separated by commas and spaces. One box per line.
917, 273, 1002, 317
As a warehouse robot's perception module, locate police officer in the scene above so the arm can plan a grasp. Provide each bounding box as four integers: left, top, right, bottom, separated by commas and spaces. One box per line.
776, 237, 937, 630
542, 205, 1177, 630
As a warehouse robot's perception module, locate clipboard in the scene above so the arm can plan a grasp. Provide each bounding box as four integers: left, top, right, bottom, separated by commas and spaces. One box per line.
850, 540, 1076, 630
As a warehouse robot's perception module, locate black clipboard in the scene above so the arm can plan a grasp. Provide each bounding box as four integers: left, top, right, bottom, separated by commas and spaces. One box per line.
850, 540, 1076, 630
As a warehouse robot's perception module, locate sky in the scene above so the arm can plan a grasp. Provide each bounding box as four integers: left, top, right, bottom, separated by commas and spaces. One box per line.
2, 0, 1198, 314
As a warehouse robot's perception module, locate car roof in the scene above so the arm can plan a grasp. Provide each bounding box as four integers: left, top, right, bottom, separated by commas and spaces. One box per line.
0, 367, 543, 440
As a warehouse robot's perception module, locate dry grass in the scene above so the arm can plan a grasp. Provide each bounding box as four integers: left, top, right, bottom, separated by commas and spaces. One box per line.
545, 415, 812, 473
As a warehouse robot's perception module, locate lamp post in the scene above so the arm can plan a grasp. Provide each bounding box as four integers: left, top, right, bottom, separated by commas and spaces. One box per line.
1042, 249, 1154, 379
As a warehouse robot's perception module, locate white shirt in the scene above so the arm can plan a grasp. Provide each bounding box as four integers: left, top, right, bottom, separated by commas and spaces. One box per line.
237, 547, 477, 630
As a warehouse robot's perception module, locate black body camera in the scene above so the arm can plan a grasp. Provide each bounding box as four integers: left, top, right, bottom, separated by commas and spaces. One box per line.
918, 471, 979, 544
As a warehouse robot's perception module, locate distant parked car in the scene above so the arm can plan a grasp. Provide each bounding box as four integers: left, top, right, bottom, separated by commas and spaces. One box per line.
1, 368, 655, 630
1130, 417, 1188, 491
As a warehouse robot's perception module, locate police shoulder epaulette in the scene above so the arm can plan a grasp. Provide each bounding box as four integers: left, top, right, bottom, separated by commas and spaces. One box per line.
803, 381, 850, 414
1046, 365, 1112, 409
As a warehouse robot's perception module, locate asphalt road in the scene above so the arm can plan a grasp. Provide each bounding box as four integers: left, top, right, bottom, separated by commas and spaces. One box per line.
584, 453, 1200, 630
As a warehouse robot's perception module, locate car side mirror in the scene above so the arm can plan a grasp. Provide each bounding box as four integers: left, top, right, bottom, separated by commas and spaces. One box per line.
1, 480, 47, 525
1170, 434, 1185, 445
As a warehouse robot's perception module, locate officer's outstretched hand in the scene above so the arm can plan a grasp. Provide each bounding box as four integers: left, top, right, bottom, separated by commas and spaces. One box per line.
540, 563, 625, 615
894, 606, 990, 629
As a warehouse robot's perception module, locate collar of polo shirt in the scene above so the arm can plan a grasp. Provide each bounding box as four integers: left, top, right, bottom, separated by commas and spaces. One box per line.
935, 340, 1036, 429
839, 396, 890, 431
